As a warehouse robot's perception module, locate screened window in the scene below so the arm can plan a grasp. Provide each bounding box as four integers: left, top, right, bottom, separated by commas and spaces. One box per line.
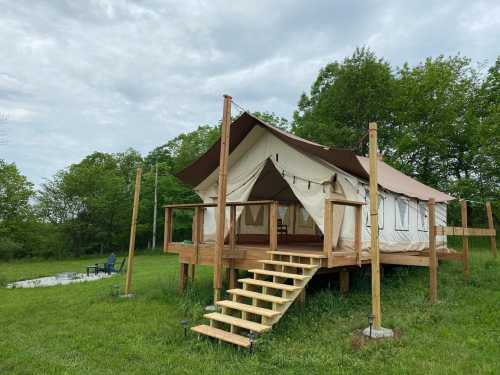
417, 201, 428, 231
395, 197, 409, 231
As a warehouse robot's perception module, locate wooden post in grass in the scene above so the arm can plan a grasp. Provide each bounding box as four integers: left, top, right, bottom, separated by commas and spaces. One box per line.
486, 202, 496, 258
368, 122, 381, 329
461, 199, 469, 278
213, 95, 232, 303
124, 163, 142, 296
428, 198, 437, 304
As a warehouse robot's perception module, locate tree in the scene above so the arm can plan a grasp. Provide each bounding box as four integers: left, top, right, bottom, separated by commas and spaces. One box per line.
292, 47, 395, 154
252, 112, 290, 131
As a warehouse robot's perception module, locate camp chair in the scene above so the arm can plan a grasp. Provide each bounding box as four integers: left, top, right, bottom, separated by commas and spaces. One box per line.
86, 257, 126, 276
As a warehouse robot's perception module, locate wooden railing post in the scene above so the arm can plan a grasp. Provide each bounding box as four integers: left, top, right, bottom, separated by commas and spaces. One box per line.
486, 202, 497, 258
460, 199, 469, 277
428, 198, 437, 304
323, 200, 333, 265
355, 205, 362, 266
163, 207, 173, 253
269, 202, 278, 251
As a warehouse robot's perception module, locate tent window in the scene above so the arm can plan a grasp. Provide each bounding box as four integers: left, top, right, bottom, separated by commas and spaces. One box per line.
364, 192, 384, 229
395, 198, 409, 231
417, 201, 428, 232
298, 207, 314, 228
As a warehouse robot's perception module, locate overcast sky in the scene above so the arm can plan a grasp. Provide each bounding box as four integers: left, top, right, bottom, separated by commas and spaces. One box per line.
0, 0, 499, 185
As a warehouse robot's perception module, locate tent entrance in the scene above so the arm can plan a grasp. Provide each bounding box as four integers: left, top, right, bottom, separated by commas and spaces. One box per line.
237, 159, 323, 246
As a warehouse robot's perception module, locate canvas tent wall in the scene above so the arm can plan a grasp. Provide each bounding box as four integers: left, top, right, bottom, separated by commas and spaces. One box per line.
176, 112, 454, 253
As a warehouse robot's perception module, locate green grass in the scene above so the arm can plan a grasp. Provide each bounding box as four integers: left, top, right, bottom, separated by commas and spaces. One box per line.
1, 247, 499, 375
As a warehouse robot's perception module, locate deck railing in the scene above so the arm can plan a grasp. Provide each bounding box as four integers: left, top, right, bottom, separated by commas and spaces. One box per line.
163, 200, 279, 254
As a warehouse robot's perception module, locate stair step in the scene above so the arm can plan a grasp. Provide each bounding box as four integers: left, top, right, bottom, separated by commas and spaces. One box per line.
258, 260, 318, 269
204, 312, 271, 333
191, 324, 250, 348
216, 300, 280, 318
238, 278, 300, 292
250, 269, 310, 281
268, 251, 326, 259
227, 288, 291, 304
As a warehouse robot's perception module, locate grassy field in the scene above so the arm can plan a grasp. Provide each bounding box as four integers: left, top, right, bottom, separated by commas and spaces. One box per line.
1, 245, 499, 375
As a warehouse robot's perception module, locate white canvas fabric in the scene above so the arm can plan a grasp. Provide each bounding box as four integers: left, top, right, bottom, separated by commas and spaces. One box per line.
193, 125, 448, 252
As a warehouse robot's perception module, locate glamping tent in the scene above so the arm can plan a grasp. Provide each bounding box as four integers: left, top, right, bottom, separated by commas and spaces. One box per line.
176, 112, 453, 253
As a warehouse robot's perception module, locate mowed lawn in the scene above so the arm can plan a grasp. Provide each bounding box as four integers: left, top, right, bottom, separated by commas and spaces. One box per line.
1, 246, 499, 375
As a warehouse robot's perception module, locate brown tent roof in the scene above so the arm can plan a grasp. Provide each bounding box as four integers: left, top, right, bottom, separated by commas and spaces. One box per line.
176, 112, 454, 202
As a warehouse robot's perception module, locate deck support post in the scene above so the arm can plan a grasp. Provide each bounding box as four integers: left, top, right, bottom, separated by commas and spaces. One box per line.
269, 202, 278, 251
179, 262, 189, 292
323, 200, 333, 266
486, 202, 496, 258
163, 207, 172, 253
213, 95, 232, 303
297, 288, 306, 305
226, 268, 238, 290
354, 205, 362, 266
339, 269, 349, 294
461, 200, 469, 278
188, 264, 196, 283
428, 198, 438, 304
124, 163, 142, 296
368, 122, 382, 330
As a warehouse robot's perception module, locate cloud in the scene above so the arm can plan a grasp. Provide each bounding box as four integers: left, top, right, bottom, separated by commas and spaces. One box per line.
0, 0, 498, 185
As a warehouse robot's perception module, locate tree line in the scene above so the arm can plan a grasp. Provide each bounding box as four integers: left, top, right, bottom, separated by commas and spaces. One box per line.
0, 48, 498, 259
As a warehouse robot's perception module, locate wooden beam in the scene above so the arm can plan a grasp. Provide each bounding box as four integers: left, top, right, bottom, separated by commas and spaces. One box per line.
380, 253, 430, 267
269, 202, 278, 251
213, 95, 232, 303
179, 262, 188, 292
323, 200, 333, 265
435, 226, 496, 237
354, 205, 362, 267
188, 264, 195, 283
327, 198, 366, 207
163, 207, 172, 253
339, 269, 349, 294
486, 202, 497, 258
164, 200, 275, 209
461, 200, 469, 278
124, 164, 142, 295
193, 207, 201, 264
368, 122, 381, 329
428, 198, 437, 304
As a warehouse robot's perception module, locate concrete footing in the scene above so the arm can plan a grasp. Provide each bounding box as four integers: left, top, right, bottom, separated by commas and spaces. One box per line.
362, 326, 394, 339
119, 293, 135, 299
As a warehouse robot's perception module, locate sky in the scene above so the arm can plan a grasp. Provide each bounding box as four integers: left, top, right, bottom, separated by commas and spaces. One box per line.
0, 0, 499, 186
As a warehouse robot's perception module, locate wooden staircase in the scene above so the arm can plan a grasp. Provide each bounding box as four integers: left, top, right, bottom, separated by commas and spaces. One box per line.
191, 251, 324, 348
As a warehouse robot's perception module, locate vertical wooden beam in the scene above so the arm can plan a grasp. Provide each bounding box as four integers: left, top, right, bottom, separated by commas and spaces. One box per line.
213, 95, 232, 303
460, 199, 469, 278
124, 164, 142, 295
339, 269, 350, 294
297, 288, 306, 305
323, 200, 333, 265
163, 207, 173, 253
269, 202, 278, 251
354, 205, 362, 266
179, 262, 189, 292
188, 264, 195, 283
193, 207, 201, 264
428, 198, 437, 304
227, 268, 237, 290
229, 205, 236, 251
486, 201, 497, 258
368, 122, 381, 329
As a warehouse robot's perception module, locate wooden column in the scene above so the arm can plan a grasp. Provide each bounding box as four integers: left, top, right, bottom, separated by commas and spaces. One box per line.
227, 268, 238, 290
461, 200, 469, 278
213, 95, 232, 303
193, 207, 201, 264
486, 202, 497, 258
163, 207, 173, 253
428, 198, 437, 304
124, 164, 142, 295
323, 200, 333, 264
179, 262, 189, 292
227, 205, 237, 287
339, 269, 350, 294
354, 205, 362, 266
269, 202, 278, 251
368, 122, 381, 329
